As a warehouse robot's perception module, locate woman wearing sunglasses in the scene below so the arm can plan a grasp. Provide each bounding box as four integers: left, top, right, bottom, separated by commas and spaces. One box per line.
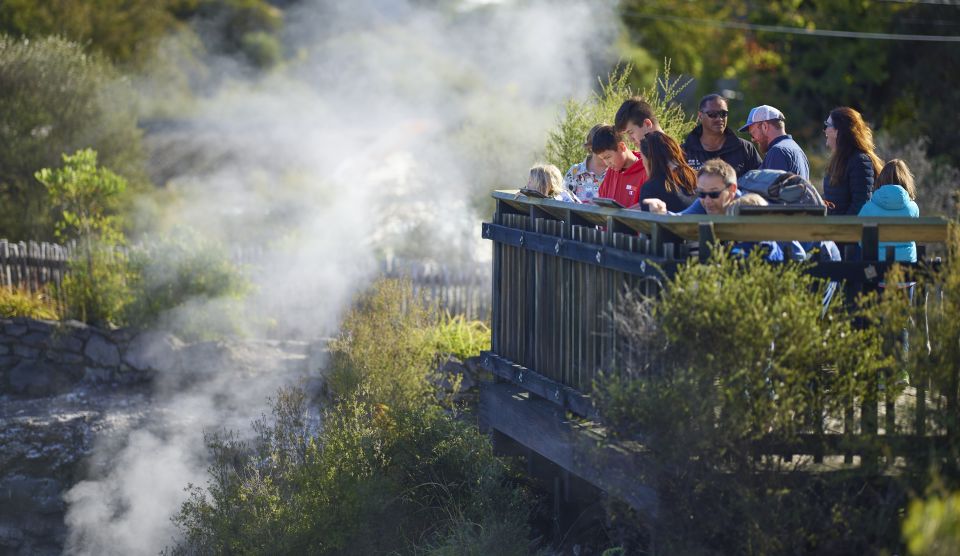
823, 107, 883, 215
638, 131, 696, 212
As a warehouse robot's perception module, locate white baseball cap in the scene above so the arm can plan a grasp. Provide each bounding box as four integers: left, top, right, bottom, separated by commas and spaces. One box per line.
738, 105, 785, 132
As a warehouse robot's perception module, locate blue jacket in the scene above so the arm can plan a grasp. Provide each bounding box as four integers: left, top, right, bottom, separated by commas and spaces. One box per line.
824, 151, 874, 215
760, 134, 810, 180
858, 184, 919, 262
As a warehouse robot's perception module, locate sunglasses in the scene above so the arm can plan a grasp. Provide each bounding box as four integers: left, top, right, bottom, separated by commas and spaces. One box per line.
823, 120, 834, 130
702, 110, 729, 119
697, 190, 727, 199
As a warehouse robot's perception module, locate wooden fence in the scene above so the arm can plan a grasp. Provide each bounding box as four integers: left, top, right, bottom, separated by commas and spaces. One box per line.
0, 240, 491, 322
481, 190, 953, 467
0, 239, 72, 293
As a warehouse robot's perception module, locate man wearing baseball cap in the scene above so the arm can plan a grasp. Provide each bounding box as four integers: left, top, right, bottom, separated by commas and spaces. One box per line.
739, 105, 810, 180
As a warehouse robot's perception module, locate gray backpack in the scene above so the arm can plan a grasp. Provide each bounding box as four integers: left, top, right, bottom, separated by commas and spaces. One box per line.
738, 170, 825, 207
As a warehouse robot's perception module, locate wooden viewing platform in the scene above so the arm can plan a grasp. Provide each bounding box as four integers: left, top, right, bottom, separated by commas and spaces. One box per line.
478, 189, 952, 518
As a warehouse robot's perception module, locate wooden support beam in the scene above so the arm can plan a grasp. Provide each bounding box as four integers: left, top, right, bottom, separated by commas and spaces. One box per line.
480, 381, 659, 518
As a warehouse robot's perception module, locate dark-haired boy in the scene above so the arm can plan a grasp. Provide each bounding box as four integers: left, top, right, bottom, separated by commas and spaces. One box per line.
591, 125, 647, 208
614, 97, 663, 147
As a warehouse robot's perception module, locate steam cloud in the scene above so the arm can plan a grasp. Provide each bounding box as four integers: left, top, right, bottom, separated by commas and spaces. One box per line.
63, 0, 616, 553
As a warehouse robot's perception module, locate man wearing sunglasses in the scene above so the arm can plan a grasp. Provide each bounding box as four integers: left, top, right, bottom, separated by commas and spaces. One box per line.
644, 159, 785, 260
681, 94, 762, 178
739, 105, 810, 180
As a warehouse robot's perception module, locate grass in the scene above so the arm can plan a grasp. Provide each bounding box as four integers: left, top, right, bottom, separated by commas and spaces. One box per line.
0, 286, 60, 320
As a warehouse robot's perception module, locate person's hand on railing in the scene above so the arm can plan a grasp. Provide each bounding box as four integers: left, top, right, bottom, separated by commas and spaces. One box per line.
642, 198, 667, 214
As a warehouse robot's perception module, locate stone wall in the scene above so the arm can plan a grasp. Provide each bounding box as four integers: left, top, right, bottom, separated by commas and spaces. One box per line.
0, 318, 160, 397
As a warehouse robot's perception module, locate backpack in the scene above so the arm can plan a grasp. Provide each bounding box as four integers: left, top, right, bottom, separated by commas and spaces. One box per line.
737, 169, 825, 207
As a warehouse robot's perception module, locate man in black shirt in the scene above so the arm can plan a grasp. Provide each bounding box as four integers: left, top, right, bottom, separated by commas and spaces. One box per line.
681, 94, 762, 177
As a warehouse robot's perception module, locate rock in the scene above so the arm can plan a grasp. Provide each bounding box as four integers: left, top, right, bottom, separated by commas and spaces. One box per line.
4, 324, 28, 337
82, 367, 112, 385
50, 334, 84, 354
13, 344, 40, 359
26, 320, 55, 333
0, 476, 63, 515
123, 331, 182, 373
7, 361, 72, 397
21, 331, 51, 348
83, 334, 120, 367
0, 344, 9, 356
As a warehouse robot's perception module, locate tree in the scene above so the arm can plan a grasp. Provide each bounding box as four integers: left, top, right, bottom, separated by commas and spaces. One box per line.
0, 35, 146, 241
35, 149, 131, 324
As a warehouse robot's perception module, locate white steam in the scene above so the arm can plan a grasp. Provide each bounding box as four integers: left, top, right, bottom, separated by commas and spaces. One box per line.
63, 0, 616, 553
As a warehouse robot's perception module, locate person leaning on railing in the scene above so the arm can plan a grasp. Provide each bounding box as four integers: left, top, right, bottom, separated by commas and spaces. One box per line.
644, 158, 784, 261
858, 159, 920, 262
527, 163, 580, 203
637, 131, 696, 213
562, 124, 607, 203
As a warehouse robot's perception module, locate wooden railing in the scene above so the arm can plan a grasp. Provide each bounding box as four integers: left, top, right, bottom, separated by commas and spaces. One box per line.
481, 189, 952, 464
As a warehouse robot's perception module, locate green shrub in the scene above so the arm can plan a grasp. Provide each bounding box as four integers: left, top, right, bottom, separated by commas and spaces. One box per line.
0, 286, 59, 320
170, 280, 533, 555
59, 246, 133, 325
124, 228, 250, 336
0, 36, 146, 240
594, 247, 893, 554
544, 61, 694, 173
327, 279, 440, 409
904, 490, 960, 556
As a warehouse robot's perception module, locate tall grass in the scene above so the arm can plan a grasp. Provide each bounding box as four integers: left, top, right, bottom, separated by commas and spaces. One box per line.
0, 286, 59, 320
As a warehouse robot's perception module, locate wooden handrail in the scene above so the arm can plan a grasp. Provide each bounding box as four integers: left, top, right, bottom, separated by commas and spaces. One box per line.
493, 190, 951, 244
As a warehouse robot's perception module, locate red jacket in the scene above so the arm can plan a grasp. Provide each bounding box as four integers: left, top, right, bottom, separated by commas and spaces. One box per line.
597, 154, 647, 208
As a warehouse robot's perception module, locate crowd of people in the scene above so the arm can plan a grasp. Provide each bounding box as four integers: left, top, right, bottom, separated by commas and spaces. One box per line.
523, 94, 921, 263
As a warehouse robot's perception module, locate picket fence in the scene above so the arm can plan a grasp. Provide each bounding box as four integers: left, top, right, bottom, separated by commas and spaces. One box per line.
0, 240, 492, 322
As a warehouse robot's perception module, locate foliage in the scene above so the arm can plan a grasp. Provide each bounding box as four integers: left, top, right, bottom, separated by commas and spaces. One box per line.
36, 149, 128, 245
0, 0, 178, 67
616, 1, 960, 168
876, 133, 960, 220
0, 286, 59, 320
430, 313, 490, 362
594, 247, 896, 553
124, 228, 250, 334
0, 35, 145, 240
37, 149, 133, 324
544, 62, 695, 173
904, 489, 960, 556
326, 279, 440, 409
170, 280, 533, 555
59, 246, 133, 325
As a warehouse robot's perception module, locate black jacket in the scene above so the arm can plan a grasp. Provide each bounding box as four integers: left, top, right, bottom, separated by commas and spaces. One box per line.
639, 172, 694, 213
823, 151, 874, 215
682, 125, 762, 177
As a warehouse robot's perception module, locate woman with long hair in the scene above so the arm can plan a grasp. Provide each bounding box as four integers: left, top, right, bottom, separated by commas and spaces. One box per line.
823, 107, 883, 215
858, 158, 920, 262
637, 131, 696, 212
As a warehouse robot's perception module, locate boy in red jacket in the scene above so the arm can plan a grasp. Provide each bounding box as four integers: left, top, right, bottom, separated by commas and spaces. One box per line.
591, 125, 647, 208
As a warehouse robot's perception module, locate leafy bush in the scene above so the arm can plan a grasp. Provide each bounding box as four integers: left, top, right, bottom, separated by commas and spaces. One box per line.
59, 246, 133, 325
544, 62, 694, 173
904, 489, 960, 556
0, 35, 145, 240
123, 228, 250, 336
170, 280, 533, 555
594, 247, 895, 554
0, 286, 59, 320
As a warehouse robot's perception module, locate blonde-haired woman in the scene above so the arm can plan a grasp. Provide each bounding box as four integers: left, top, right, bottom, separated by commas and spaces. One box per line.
528, 163, 580, 203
